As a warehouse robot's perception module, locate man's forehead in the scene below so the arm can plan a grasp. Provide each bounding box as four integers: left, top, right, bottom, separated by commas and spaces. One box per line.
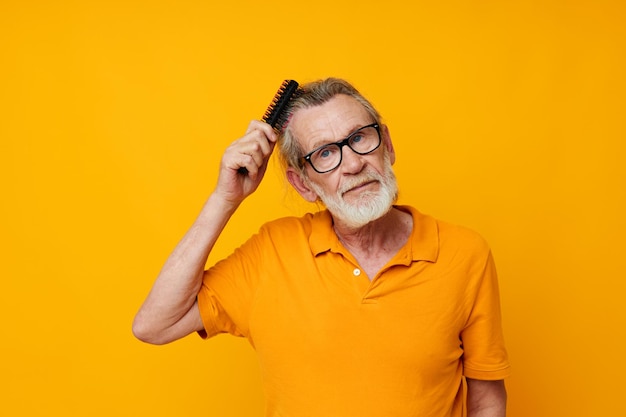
290, 95, 371, 144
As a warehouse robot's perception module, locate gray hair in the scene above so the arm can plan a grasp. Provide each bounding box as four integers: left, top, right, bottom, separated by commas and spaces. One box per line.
277, 78, 382, 174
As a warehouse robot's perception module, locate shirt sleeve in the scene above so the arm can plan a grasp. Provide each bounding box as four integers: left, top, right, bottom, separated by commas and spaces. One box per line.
461, 249, 511, 380
196, 229, 265, 339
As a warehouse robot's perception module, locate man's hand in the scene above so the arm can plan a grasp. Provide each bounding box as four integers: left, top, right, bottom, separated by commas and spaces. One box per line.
216, 120, 277, 207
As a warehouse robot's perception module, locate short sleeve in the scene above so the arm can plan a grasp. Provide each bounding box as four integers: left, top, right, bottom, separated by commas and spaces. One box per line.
196, 230, 265, 339
461, 249, 511, 380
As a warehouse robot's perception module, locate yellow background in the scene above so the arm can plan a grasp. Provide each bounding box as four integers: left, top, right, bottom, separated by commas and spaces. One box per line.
2, 0, 624, 415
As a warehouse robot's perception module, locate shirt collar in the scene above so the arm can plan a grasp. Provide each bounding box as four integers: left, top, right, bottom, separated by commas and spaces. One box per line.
309, 209, 339, 255
308, 206, 440, 263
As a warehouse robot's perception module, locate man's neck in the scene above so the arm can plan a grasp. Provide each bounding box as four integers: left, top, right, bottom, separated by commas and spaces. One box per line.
332, 207, 413, 278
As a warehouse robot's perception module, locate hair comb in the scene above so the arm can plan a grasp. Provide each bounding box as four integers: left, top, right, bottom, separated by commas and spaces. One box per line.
262, 79, 300, 129
239, 80, 300, 174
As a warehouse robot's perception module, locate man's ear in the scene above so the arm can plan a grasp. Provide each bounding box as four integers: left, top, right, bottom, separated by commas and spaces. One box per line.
380, 124, 396, 165
286, 168, 319, 203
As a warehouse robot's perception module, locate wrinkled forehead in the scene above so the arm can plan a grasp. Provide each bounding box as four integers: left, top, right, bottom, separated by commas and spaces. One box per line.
288, 95, 374, 149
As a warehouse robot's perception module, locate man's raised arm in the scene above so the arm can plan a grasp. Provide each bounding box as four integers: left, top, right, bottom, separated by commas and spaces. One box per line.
132, 121, 277, 345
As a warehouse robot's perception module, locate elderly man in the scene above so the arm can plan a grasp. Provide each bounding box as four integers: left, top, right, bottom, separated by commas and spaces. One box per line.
133, 78, 510, 416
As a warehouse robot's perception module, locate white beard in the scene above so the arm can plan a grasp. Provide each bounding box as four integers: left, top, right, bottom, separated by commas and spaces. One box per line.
306, 153, 398, 229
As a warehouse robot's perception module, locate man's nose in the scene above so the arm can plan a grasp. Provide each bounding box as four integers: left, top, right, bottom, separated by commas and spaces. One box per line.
340, 145, 366, 174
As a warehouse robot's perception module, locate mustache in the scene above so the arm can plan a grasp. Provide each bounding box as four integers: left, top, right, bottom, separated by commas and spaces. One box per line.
338, 171, 383, 195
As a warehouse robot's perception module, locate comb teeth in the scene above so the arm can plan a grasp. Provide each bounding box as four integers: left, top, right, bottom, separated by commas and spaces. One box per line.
262, 80, 300, 130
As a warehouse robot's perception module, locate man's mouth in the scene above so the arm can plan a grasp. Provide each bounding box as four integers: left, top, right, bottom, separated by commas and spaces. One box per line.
342, 180, 378, 196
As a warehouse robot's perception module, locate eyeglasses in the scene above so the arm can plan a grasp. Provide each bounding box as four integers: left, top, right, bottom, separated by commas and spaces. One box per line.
301, 123, 381, 173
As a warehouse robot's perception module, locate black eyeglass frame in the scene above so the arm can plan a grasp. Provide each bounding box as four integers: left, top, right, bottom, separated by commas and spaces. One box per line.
300, 123, 381, 174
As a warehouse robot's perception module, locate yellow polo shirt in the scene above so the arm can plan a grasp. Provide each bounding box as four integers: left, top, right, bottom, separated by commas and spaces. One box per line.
198, 206, 510, 417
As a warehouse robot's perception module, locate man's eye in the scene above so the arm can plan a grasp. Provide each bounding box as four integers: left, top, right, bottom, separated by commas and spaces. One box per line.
319, 148, 333, 159
351, 134, 363, 144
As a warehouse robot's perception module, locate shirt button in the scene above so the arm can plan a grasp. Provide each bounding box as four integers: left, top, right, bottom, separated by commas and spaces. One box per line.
353, 268, 361, 276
